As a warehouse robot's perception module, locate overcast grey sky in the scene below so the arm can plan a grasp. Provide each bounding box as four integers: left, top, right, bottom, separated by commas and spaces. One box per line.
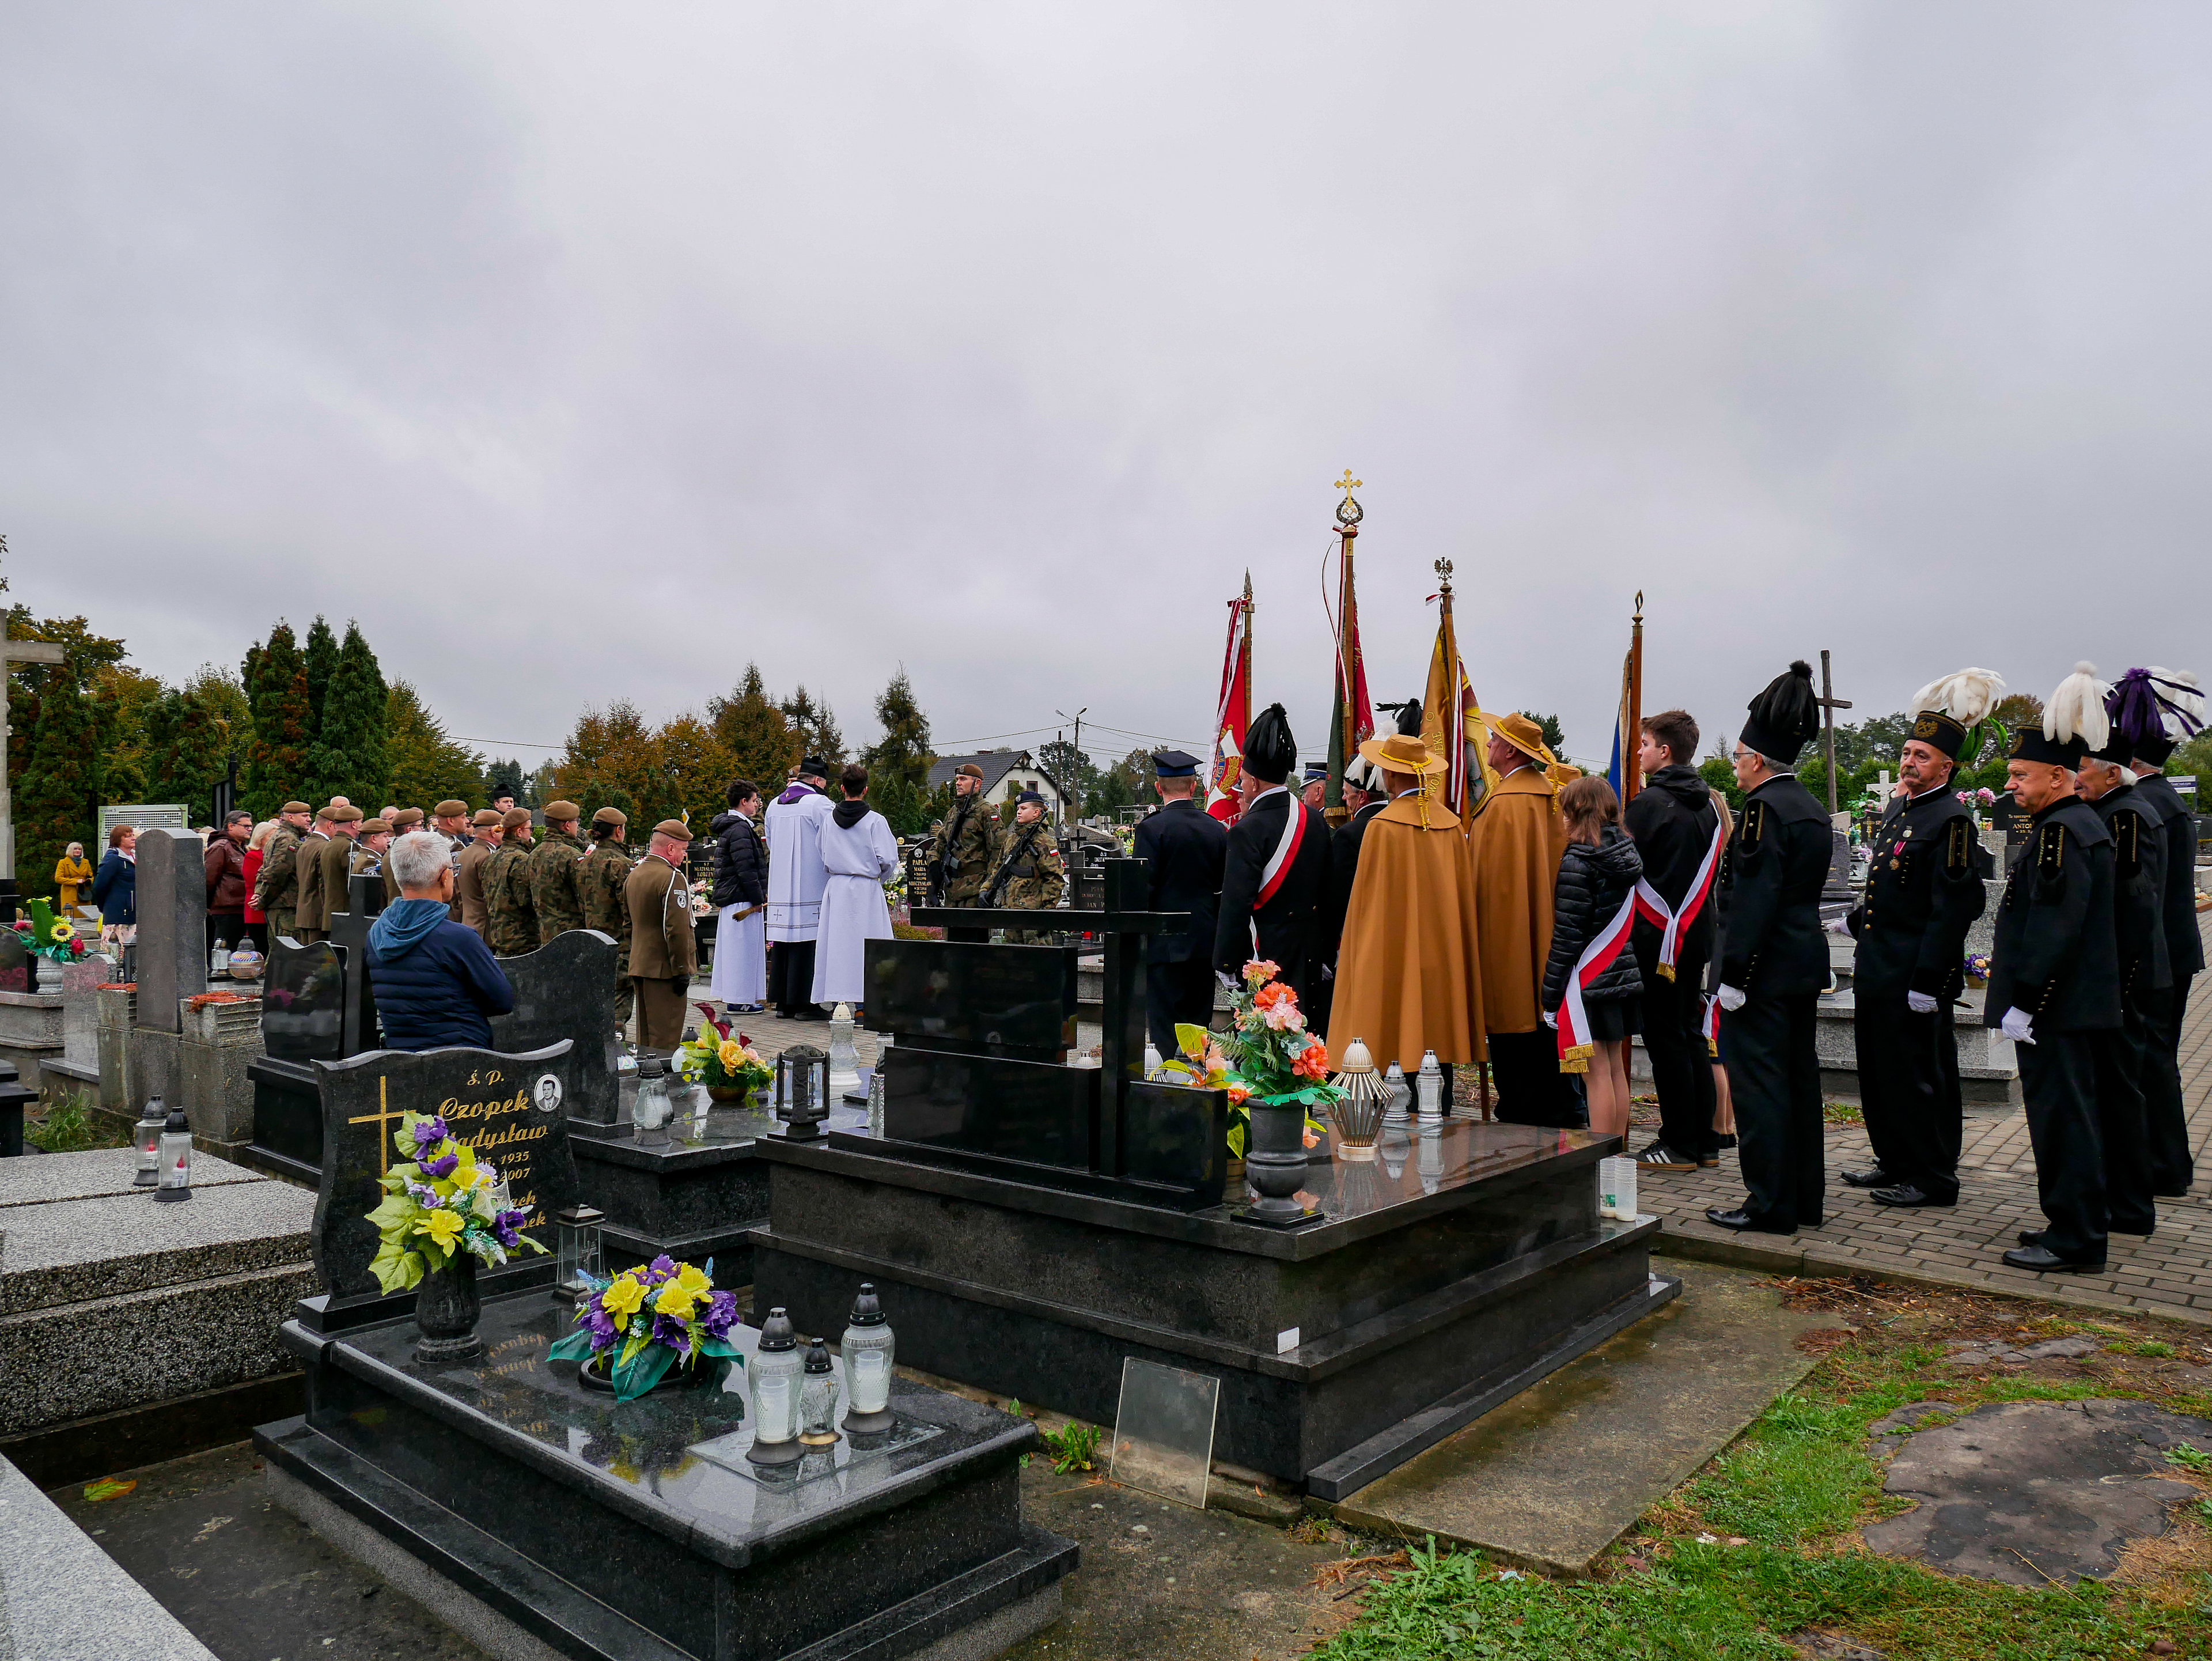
5, 3, 2207, 773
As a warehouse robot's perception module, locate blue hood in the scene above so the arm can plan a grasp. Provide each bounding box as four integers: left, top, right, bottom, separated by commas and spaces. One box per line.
368, 898, 448, 961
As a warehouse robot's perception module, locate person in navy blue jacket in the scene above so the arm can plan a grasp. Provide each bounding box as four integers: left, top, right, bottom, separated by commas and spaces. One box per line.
367, 830, 514, 1051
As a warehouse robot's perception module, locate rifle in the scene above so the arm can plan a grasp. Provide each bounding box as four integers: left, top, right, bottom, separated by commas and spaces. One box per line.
980, 823, 1048, 909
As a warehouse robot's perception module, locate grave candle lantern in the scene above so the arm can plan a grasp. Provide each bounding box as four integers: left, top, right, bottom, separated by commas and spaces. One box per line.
775, 1045, 830, 1141
633, 1054, 673, 1146
745, 1307, 806, 1466
798, 1339, 842, 1446
132, 1094, 166, 1189
839, 1282, 896, 1433
154, 1104, 194, 1202
555, 1204, 605, 1304
1415, 1051, 1444, 1122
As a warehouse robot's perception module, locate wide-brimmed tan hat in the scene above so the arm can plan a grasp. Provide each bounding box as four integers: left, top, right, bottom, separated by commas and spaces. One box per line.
1356, 731, 1446, 775
1475, 709, 1557, 768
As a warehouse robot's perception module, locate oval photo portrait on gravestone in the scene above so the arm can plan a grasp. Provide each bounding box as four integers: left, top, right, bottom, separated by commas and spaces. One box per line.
533, 1073, 562, 1114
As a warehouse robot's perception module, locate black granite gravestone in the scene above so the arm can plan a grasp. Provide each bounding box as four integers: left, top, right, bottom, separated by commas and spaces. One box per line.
326, 872, 385, 1057
301, 1039, 581, 1335
245, 937, 350, 1179
488, 929, 619, 1125
0, 929, 29, 996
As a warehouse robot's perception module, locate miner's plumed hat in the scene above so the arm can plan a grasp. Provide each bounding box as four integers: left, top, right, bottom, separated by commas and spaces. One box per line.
1243, 704, 1296, 784
1394, 698, 1425, 737
1907, 669, 2003, 763
2013, 662, 2107, 768
592, 806, 628, 827
1738, 661, 1821, 764
2107, 666, 2205, 768
1151, 749, 1200, 778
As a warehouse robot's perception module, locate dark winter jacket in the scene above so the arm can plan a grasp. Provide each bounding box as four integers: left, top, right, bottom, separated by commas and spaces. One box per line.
365, 901, 516, 1051
708, 810, 768, 909
1623, 763, 1721, 971
1543, 826, 1646, 1012
91, 849, 137, 925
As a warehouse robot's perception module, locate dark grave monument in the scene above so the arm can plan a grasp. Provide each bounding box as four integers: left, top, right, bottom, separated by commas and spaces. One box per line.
488, 928, 619, 1125
257, 1045, 1077, 1660
749, 858, 1679, 1500
325, 871, 386, 1055
244, 936, 353, 1181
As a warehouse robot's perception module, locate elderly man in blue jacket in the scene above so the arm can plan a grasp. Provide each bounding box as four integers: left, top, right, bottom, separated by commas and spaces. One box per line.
368, 831, 516, 1050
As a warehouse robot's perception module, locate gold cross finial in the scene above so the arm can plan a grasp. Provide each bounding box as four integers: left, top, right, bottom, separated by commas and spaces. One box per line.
1335, 471, 1361, 496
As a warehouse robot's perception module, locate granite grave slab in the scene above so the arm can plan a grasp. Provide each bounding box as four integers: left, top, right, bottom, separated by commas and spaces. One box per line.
133, 827, 207, 1033
488, 926, 620, 1125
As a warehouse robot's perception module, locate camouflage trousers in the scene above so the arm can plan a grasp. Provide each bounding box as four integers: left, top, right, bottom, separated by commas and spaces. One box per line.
267, 908, 296, 943
614, 973, 636, 1033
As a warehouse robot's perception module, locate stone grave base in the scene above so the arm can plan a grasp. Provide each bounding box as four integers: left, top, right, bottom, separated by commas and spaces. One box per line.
239, 1054, 320, 1182
0, 986, 65, 1094
259, 1292, 1076, 1661
749, 1122, 1678, 1500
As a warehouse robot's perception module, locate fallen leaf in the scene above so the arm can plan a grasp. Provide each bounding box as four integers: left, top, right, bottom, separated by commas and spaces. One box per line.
82, 1478, 136, 1502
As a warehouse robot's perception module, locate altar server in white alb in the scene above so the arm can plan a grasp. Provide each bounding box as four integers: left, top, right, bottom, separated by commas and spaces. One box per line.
765, 755, 834, 1020
812, 763, 902, 1011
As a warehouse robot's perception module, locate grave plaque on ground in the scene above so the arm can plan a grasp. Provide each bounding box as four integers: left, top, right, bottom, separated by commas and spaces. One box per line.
488, 928, 619, 1124
304, 1039, 580, 1333
132, 827, 207, 1032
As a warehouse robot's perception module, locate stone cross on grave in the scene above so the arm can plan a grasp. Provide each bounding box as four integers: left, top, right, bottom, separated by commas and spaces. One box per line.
0, 631, 69, 909
1818, 648, 1853, 817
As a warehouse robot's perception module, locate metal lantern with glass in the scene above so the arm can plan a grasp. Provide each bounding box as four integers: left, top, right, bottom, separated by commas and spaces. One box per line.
555, 1204, 605, 1306
745, 1306, 805, 1466
798, 1339, 842, 1447
839, 1282, 897, 1433
153, 1103, 194, 1202
774, 1045, 830, 1141
132, 1094, 166, 1189
1326, 1039, 1389, 1161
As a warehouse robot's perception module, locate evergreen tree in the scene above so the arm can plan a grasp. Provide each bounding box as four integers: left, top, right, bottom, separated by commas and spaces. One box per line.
304, 621, 390, 808
862, 669, 935, 835
708, 664, 800, 790
142, 684, 236, 822
484, 758, 529, 805
302, 615, 339, 743
544, 702, 656, 823
241, 623, 312, 818
15, 646, 100, 898
386, 682, 486, 809
780, 686, 846, 767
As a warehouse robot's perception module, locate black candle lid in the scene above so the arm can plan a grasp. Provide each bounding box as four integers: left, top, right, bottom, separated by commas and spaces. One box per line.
757, 1306, 798, 1352
163, 1106, 190, 1131
804, 1338, 834, 1374
848, 1282, 886, 1327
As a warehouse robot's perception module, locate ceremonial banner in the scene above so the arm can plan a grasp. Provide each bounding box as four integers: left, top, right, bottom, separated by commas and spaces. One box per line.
1421, 574, 1486, 824
1207, 587, 1252, 825
1324, 542, 1374, 816
1605, 648, 1634, 800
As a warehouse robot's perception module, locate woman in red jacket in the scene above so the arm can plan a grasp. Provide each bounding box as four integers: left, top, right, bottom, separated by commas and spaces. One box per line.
241, 819, 272, 951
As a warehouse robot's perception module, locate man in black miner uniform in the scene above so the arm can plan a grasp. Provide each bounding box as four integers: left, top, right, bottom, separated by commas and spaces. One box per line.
1213, 703, 1331, 1005
2112, 666, 2206, 1197
1707, 661, 1832, 1235
1994, 664, 2124, 1274
1624, 707, 1725, 1174
1132, 750, 1229, 1056
1828, 670, 1996, 1210
2075, 692, 2169, 1239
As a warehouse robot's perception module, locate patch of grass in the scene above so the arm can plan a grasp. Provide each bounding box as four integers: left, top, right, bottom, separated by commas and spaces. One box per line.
1821, 1100, 1865, 1126
2116, 1340, 2180, 1359
2168, 1443, 2211, 1474
1041, 1421, 1100, 1474
26, 1089, 108, 1152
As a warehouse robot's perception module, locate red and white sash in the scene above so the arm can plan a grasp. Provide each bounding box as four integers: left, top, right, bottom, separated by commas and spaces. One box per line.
1699, 992, 1721, 1057
1555, 888, 1639, 1072
1630, 815, 1727, 981
1248, 793, 1310, 944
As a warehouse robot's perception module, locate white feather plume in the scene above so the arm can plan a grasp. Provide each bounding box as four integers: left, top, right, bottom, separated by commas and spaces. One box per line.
2149, 665, 2206, 732
1909, 668, 2005, 725
2044, 661, 2111, 753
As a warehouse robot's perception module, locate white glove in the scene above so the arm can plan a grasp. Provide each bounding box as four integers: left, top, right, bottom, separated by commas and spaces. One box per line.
1823, 915, 1851, 936
1216, 971, 1238, 991
2000, 1006, 2035, 1045
1907, 990, 1939, 1015
1541, 1010, 1558, 1028
1717, 984, 1747, 1012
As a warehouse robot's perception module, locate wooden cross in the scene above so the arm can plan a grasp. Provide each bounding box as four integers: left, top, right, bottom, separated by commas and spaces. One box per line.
1818, 649, 1853, 816
1, 631, 69, 894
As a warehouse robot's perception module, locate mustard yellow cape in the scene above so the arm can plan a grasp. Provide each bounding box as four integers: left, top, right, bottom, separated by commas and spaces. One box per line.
1465, 768, 1567, 1035
1326, 793, 1484, 1072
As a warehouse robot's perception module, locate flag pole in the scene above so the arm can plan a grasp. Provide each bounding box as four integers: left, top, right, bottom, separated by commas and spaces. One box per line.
1624, 592, 1645, 805
1324, 475, 1364, 827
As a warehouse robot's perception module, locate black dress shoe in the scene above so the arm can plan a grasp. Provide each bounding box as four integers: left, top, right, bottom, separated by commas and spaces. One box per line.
1715, 1134, 1738, 1150
2109, 1222, 2155, 1238
2001, 1244, 2105, 1274
1705, 1206, 1797, 1235
1840, 1167, 1897, 1189
1871, 1183, 1953, 1209
2017, 1229, 2046, 1248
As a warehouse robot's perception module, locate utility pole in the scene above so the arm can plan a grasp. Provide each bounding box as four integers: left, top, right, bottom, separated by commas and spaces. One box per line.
1055, 707, 1086, 825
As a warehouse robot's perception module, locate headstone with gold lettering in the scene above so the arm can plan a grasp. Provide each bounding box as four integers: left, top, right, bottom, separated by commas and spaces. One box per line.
301, 1039, 582, 1334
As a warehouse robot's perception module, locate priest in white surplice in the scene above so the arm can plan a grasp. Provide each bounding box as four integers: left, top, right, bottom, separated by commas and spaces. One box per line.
812, 763, 902, 1011
764, 756, 834, 1019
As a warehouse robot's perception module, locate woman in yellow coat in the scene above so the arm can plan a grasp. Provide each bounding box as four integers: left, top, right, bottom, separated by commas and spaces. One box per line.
54, 842, 96, 911
1326, 729, 1483, 1079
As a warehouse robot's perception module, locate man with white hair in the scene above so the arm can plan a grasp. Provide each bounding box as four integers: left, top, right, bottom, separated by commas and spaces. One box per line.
363, 830, 515, 1051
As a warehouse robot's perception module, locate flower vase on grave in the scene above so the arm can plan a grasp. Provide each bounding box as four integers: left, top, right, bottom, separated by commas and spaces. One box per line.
415, 1252, 484, 1365
35, 956, 60, 995
1242, 1102, 1314, 1224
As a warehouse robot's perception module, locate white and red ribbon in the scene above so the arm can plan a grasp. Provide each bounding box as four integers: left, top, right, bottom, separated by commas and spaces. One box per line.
1248, 793, 1310, 945
1630, 816, 1727, 981
1556, 888, 1640, 1071
1699, 992, 1720, 1056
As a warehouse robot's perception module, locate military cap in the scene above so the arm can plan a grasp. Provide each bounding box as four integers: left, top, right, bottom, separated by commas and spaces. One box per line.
313, 804, 338, 821
501, 808, 532, 829
651, 819, 694, 842
359, 818, 392, 835
541, 800, 581, 820
1016, 789, 1046, 806
433, 799, 469, 818
471, 808, 503, 830
1151, 749, 1200, 778
331, 804, 363, 823
955, 762, 984, 780
281, 800, 312, 815
592, 806, 628, 827
390, 808, 425, 827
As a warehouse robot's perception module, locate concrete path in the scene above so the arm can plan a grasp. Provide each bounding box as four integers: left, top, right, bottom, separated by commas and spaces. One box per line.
1325, 1261, 1825, 1575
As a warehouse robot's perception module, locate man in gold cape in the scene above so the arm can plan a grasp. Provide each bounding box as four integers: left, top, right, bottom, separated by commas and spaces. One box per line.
1467, 711, 1577, 1125
1327, 728, 1483, 1076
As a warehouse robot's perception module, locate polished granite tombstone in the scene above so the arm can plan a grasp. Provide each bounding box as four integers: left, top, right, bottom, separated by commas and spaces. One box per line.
258, 1293, 1075, 1660
570, 1087, 869, 1289
488, 928, 620, 1125
301, 1039, 583, 1336
132, 827, 208, 1032
245, 937, 351, 1181
752, 1115, 1677, 1501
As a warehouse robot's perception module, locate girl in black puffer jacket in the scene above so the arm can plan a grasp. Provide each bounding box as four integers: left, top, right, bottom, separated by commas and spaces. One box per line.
1541, 775, 1645, 1139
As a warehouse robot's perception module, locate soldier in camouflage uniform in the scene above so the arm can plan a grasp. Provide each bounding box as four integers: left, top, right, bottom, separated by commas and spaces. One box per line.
484, 807, 539, 957
253, 800, 313, 940
528, 800, 588, 944
933, 762, 1001, 906
578, 806, 636, 1028
986, 790, 1066, 944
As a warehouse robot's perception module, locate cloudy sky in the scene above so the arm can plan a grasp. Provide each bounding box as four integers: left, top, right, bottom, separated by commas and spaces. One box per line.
5, 3, 2207, 774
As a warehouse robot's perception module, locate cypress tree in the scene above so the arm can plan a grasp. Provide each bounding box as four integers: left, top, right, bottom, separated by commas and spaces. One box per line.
305, 621, 390, 808
15, 648, 99, 899
241, 623, 312, 818
302, 615, 338, 744
863, 668, 935, 836
142, 686, 234, 823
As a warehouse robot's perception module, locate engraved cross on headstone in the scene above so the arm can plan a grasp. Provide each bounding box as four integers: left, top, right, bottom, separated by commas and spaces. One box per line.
1, 631, 70, 903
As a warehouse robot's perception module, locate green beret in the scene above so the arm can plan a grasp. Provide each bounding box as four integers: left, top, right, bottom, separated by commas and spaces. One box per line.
433, 799, 469, 818
592, 807, 628, 827
389, 808, 425, 827
281, 800, 312, 815
541, 800, 581, 820
471, 809, 503, 830
331, 805, 364, 824
501, 808, 532, 829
